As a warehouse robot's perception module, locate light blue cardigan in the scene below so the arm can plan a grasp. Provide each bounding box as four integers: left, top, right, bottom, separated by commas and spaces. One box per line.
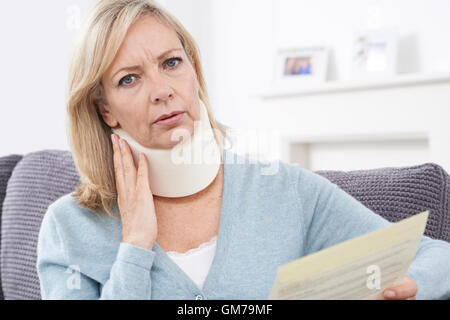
36, 150, 450, 299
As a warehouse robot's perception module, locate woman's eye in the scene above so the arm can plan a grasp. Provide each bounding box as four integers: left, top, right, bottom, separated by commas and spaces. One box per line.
117, 58, 182, 87
118, 74, 137, 87
165, 57, 182, 69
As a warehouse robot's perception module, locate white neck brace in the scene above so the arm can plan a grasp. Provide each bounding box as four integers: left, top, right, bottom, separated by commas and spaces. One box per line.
112, 100, 222, 198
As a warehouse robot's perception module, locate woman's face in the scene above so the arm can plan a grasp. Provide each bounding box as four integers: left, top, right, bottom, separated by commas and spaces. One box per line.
99, 14, 201, 149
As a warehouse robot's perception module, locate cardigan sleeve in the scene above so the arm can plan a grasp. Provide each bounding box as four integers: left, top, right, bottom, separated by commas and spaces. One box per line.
297, 168, 450, 300
36, 207, 156, 300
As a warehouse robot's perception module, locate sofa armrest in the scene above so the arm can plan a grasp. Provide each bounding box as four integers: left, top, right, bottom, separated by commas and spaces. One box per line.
0, 154, 23, 300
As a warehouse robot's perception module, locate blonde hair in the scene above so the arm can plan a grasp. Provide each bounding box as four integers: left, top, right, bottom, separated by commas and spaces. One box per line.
67, 0, 230, 218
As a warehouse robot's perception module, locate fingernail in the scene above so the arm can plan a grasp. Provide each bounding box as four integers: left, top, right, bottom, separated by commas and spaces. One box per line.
119, 139, 125, 150
384, 290, 396, 298
111, 134, 116, 145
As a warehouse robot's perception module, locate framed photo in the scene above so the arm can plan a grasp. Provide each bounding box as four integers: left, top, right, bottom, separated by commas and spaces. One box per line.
351, 29, 398, 79
274, 47, 329, 86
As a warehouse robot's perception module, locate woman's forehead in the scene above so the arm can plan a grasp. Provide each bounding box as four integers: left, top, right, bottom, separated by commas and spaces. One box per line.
106, 15, 182, 77
121, 15, 178, 55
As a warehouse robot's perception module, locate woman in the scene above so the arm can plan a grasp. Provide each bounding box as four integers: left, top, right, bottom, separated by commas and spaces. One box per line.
36, 0, 450, 300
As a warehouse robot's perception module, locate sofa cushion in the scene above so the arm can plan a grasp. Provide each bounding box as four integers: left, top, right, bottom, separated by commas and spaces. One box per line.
316, 163, 450, 243
1, 150, 79, 300
0, 155, 23, 300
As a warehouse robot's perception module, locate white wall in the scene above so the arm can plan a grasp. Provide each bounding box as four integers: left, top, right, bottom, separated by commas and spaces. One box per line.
273, 0, 450, 78
0, 0, 95, 156
0, 0, 212, 157
208, 0, 450, 127
206, 0, 450, 170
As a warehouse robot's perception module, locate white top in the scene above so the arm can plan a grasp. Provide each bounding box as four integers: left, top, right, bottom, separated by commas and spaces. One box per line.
166, 236, 218, 290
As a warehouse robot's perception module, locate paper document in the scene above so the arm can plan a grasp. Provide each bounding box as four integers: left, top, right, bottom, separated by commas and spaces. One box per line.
268, 210, 429, 300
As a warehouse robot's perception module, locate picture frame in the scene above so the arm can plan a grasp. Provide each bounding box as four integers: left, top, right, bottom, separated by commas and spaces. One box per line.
351, 28, 398, 79
273, 46, 329, 87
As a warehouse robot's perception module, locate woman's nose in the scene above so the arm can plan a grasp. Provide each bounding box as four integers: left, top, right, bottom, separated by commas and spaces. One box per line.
149, 74, 175, 103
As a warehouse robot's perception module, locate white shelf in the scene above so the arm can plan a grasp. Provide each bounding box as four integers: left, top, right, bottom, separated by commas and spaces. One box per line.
281, 131, 430, 171
281, 131, 429, 144
255, 72, 450, 99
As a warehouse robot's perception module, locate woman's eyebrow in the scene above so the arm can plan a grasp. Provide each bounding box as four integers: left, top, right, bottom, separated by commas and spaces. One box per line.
111, 48, 183, 79
112, 65, 142, 79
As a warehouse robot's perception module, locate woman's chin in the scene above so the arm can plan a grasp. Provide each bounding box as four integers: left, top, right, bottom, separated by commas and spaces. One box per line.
153, 135, 190, 150
162, 139, 184, 149
148, 124, 193, 149
167, 126, 193, 143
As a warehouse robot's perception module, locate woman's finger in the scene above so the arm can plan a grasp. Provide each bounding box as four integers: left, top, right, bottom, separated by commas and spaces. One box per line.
136, 153, 151, 194
119, 138, 137, 191
383, 276, 418, 300
111, 134, 125, 198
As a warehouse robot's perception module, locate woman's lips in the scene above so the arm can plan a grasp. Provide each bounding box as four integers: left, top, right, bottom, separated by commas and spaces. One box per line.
154, 112, 185, 126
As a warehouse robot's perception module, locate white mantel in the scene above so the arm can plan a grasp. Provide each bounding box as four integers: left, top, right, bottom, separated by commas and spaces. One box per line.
248, 72, 450, 172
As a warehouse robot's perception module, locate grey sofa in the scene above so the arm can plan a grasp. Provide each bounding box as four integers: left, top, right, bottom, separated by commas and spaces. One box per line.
0, 150, 449, 300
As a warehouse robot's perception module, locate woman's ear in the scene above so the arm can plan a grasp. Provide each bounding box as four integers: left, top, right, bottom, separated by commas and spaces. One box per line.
95, 83, 119, 128
97, 103, 119, 128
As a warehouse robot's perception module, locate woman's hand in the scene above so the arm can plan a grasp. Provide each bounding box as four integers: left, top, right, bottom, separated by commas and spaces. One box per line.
383, 276, 418, 300
111, 134, 158, 251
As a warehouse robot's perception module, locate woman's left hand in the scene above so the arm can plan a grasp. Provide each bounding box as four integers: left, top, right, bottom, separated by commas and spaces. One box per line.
382, 276, 418, 300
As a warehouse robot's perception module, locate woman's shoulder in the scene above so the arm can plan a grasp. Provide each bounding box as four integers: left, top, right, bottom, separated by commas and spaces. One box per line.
44, 193, 119, 239
224, 150, 315, 183
223, 149, 336, 197
40, 193, 122, 258
47, 193, 103, 221
48, 192, 85, 212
